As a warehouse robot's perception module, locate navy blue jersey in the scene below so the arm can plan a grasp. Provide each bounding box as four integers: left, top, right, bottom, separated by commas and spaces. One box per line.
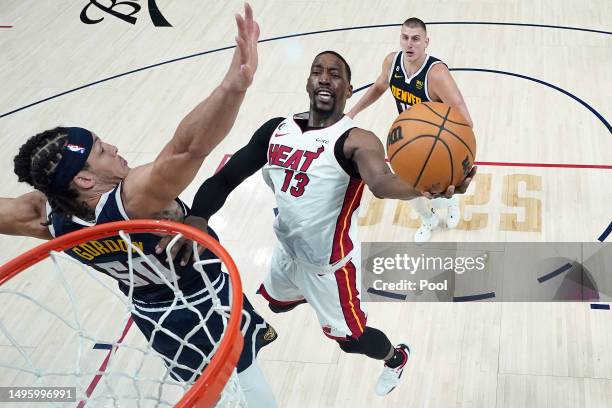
48, 183, 221, 302
388, 52, 446, 113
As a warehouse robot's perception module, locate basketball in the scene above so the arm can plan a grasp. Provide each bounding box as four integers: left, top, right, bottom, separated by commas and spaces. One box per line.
386, 102, 476, 193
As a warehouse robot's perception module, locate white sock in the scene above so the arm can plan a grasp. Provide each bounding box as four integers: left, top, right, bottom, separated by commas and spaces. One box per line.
237, 360, 277, 408
431, 195, 459, 209
412, 196, 433, 220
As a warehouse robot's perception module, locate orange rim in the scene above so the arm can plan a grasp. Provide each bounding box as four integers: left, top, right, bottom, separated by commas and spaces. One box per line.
0, 220, 243, 408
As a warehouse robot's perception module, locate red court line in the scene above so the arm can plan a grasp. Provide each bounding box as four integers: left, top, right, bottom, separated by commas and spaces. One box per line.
0, 26, 13, 28
77, 318, 134, 408
474, 161, 612, 169
381, 156, 612, 170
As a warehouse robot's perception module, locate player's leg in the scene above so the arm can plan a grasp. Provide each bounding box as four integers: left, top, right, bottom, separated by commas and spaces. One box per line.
237, 360, 277, 407
299, 259, 409, 395
131, 272, 278, 402
431, 195, 460, 229
336, 328, 410, 396
257, 244, 306, 313
234, 293, 278, 407
235, 292, 278, 373
412, 196, 439, 242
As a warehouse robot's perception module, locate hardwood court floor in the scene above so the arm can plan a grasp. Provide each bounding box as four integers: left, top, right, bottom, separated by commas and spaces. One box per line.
0, 1, 610, 407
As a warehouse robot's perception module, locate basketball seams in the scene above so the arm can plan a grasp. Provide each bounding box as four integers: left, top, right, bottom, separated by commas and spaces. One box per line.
434, 137, 455, 187
413, 106, 452, 188
420, 102, 471, 127
441, 128, 475, 160
392, 117, 475, 159
388, 134, 437, 163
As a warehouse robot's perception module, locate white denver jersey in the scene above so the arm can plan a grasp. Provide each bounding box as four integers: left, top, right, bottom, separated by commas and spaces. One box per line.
262, 114, 364, 267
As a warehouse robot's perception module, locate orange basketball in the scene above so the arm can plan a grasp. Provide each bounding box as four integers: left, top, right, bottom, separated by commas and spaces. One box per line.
386, 102, 476, 194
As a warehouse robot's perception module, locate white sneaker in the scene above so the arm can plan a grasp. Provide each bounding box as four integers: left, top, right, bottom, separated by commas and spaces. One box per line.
375, 343, 410, 396
446, 204, 461, 229
414, 213, 439, 243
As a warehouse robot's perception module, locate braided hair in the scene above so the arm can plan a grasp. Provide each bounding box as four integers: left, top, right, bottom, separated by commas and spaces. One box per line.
14, 127, 94, 222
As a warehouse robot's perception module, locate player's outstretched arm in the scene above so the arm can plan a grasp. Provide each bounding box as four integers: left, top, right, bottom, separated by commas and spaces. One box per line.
122, 3, 261, 218
428, 64, 473, 127
345, 128, 423, 200
345, 128, 476, 200
347, 53, 394, 119
0, 192, 52, 240
155, 116, 281, 261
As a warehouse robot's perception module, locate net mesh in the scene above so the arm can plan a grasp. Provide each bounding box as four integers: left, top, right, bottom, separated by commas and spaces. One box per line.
0, 226, 246, 408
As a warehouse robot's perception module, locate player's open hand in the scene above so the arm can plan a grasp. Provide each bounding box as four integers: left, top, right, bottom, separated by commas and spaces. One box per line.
422, 166, 477, 199
224, 3, 260, 92
155, 216, 209, 266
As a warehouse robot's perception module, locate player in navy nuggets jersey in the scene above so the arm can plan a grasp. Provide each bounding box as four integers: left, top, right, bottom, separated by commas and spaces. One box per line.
0, 5, 278, 407
348, 17, 474, 242
183, 51, 475, 396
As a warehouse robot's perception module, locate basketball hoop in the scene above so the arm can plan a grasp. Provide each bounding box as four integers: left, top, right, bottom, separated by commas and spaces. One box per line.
0, 220, 245, 407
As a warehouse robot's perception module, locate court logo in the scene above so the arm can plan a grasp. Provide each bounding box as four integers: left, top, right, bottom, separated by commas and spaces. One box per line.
416, 80, 424, 90
80, 0, 172, 27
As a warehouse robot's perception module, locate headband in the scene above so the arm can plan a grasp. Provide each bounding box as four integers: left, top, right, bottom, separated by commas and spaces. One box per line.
50, 127, 94, 192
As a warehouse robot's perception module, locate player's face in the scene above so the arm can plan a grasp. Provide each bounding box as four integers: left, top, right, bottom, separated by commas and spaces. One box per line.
306, 54, 352, 113
85, 134, 130, 183
400, 26, 429, 62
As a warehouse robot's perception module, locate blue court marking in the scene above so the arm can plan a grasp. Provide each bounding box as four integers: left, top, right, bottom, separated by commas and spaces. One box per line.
2, 21, 610, 119
450, 68, 612, 135
93, 343, 113, 350
367, 287, 407, 300
353, 83, 374, 93
590, 304, 610, 310
1, 21, 610, 240
426, 21, 611, 35
537, 262, 574, 283
453, 292, 496, 302
355, 67, 612, 136
0, 44, 236, 119
598, 221, 612, 242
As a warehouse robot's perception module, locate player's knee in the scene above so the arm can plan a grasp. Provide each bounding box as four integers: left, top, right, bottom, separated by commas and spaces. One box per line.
266, 298, 307, 314
335, 327, 392, 359
336, 337, 361, 354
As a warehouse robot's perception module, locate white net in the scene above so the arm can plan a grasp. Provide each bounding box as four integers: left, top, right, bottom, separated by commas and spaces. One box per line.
0, 229, 247, 408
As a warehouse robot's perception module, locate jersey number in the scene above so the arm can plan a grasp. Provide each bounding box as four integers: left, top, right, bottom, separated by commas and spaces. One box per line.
281, 169, 310, 197
95, 255, 178, 287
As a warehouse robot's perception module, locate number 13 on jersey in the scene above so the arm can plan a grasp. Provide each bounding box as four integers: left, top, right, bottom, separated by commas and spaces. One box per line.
281, 170, 310, 197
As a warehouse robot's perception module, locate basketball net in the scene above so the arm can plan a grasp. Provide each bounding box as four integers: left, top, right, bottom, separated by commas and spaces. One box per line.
0, 220, 247, 407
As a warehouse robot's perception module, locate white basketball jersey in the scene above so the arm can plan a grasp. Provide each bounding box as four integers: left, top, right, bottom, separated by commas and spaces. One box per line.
262, 114, 364, 267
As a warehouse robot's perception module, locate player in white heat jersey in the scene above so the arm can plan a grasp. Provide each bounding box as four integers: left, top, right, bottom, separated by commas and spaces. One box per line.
262, 113, 360, 266
188, 51, 475, 396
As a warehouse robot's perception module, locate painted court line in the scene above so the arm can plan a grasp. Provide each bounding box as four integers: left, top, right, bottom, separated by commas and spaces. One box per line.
598, 221, 612, 242
77, 318, 134, 407
367, 287, 407, 300
453, 292, 496, 302
537, 263, 574, 283
475, 161, 612, 170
